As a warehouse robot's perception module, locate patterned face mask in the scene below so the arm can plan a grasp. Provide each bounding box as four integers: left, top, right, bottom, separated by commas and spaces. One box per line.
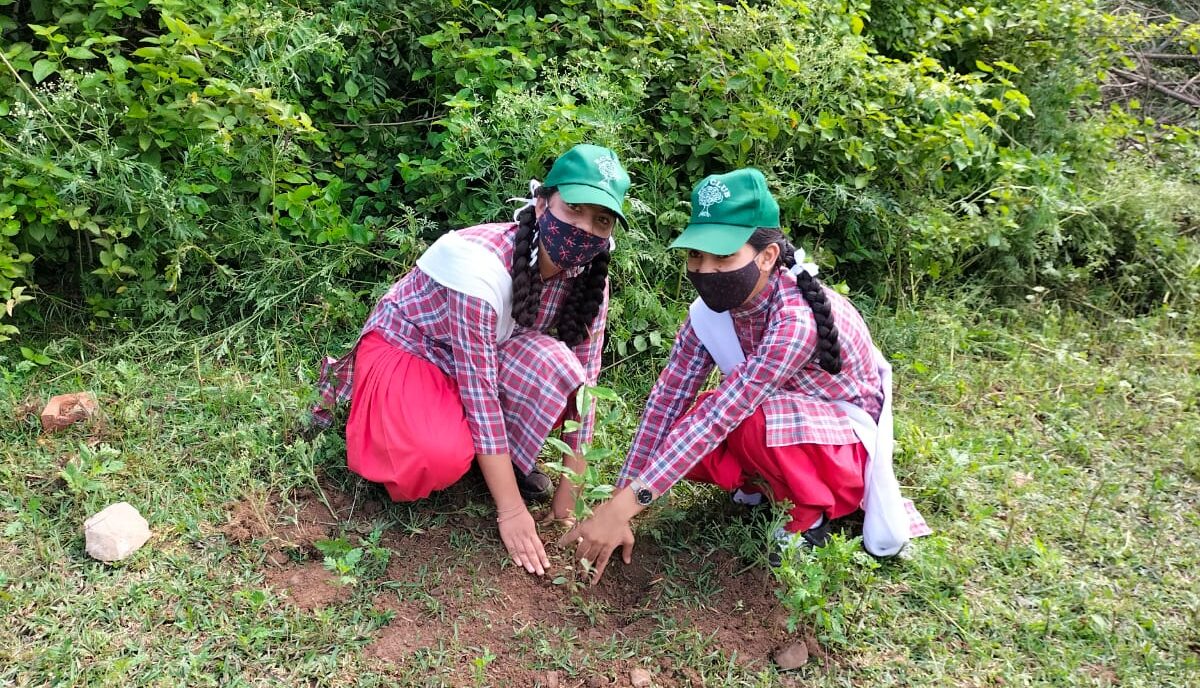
537, 208, 610, 268
687, 252, 763, 312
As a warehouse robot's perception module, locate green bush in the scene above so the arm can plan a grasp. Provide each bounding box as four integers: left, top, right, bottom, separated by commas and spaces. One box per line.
1, 0, 1197, 342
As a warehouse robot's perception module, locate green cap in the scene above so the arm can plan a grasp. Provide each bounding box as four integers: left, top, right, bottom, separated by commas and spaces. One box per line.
543, 144, 631, 226
670, 168, 780, 255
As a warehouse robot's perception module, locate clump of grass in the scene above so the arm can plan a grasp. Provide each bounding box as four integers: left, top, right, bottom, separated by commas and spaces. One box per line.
1, 295, 1198, 685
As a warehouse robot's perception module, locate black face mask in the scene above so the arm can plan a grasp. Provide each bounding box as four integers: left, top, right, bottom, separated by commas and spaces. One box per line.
687, 254, 763, 312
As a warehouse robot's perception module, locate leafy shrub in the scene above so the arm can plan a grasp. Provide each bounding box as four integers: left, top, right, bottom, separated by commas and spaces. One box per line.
1, 0, 1197, 342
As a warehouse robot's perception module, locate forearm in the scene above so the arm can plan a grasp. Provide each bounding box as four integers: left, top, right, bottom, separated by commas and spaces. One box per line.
477, 453, 526, 513
600, 486, 647, 523
561, 450, 586, 479
479, 451, 550, 576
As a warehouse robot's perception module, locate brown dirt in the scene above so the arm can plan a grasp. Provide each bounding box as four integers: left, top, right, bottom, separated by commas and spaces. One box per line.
236, 479, 820, 685
219, 487, 337, 554
220, 497, 272, 544
263, 561, 352, 610
1082, 664, 1119, 686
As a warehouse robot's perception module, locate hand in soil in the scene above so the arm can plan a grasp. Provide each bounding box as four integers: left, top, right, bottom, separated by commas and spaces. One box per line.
497, 507, 550, 575
537, 508, 575, 530
541, 482, 578, 527
558, 501, 635, 585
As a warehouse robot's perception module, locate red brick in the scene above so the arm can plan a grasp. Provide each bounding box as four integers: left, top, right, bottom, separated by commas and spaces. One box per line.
40, 392, 99, 433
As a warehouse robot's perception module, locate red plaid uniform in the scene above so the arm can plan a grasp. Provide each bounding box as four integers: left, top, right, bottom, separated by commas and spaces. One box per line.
315, 222, 606, 474
618, 270, 883, 496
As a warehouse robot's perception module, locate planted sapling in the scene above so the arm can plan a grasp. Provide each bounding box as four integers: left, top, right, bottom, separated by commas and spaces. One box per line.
543, 384, 622, 521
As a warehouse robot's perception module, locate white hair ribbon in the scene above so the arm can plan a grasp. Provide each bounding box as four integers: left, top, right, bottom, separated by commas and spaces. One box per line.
787, 247, 819, 278
508, 179, 542, 264
509, 179, 542, 223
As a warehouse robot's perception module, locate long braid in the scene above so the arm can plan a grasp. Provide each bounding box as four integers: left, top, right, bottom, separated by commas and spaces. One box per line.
554, 250, 610, 347
748, 228, 843, 374
510, 204, 544, 328
795, 269, 842, 374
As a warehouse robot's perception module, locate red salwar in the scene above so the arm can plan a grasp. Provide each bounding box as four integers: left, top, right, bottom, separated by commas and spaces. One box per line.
680, 393, 868, 532
346, 331, 577, 501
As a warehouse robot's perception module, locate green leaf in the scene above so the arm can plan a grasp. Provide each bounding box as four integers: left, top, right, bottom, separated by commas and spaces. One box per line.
64, 46, 98, 60
588, 386, 620, 401
975, 60, 993, 73
31, 59, 56, 83
850, 15, 864, 35
20, 347, 51, 366
544, 437, 575, 456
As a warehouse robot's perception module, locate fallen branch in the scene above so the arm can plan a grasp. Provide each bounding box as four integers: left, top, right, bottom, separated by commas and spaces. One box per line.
1111, 68, 1200, 107
1138, 52, 1200, 61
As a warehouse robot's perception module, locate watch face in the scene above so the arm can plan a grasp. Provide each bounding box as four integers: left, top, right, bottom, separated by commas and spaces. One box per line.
636, 488, 653, 506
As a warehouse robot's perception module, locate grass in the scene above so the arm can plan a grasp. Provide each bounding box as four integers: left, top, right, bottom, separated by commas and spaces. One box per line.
1, 294, 1198, 686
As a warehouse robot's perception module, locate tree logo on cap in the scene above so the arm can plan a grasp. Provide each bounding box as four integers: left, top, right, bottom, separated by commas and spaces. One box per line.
697, 178, 732, 217
595, 155, 621, 183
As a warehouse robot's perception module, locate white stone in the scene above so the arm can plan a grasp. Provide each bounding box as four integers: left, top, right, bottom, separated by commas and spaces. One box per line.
84, 502, 151, 562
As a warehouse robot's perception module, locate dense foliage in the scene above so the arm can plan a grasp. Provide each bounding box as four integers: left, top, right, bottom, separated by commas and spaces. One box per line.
1, 0, 1198, 346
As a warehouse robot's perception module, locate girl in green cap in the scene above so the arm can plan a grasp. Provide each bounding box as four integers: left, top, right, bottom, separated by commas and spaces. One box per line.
562, 168, 924, 583
315, 144, 631, 576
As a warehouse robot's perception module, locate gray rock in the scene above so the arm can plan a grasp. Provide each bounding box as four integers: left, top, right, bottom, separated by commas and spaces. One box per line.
630, 667, 652, 688
84, 502, 151, 562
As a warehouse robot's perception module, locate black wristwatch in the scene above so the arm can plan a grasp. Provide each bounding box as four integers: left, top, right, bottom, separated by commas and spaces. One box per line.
631, 478, 655, 506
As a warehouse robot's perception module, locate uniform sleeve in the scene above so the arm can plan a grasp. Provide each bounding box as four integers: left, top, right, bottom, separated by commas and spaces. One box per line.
634, 309, 817, 495
562, 281, 609, 452
447, 290, 509, 456
616, 318, 714, 488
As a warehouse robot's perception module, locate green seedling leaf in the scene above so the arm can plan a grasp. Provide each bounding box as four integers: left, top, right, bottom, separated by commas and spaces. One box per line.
19, 347, 51, 366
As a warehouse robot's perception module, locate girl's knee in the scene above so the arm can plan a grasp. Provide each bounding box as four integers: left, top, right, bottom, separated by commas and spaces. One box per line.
501, 334, 586, 393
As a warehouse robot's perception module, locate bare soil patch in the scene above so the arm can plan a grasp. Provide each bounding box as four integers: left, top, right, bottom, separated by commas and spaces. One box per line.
263, 561, 352, 610
232, 478, 821, 684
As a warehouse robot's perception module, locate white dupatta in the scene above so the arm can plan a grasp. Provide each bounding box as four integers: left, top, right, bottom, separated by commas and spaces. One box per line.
416, 231, 516, 343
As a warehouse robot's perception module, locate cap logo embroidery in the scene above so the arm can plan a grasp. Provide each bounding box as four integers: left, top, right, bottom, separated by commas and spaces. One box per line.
595, 155, 621, 183
697, 178, 732, 217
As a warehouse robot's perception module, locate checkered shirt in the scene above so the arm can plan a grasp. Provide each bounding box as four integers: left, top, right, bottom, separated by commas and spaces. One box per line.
617, 271, 884, 496
314, 222, 607, 471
